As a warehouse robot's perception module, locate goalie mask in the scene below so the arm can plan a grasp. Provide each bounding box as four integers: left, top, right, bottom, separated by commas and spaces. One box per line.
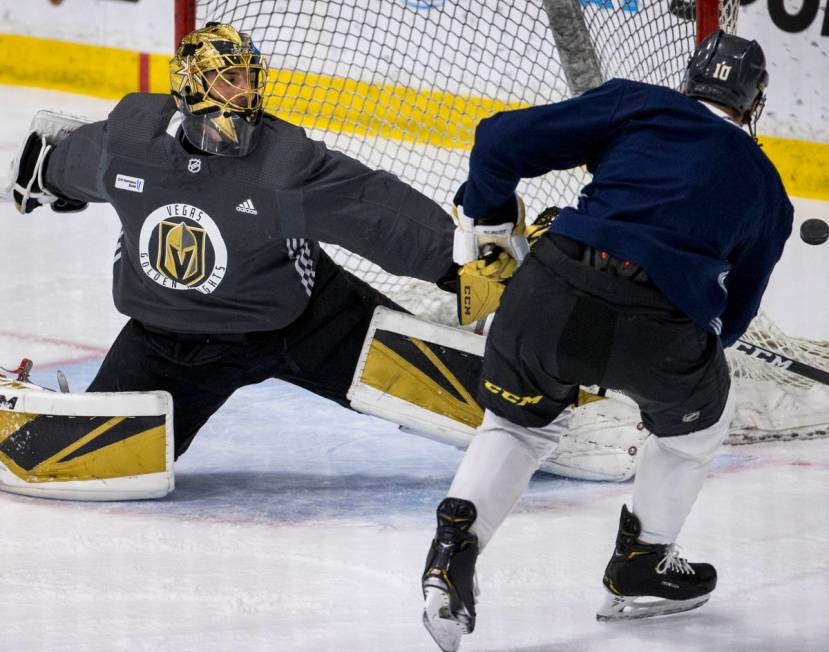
682, 31, 768, 139
170, 23, 268, 157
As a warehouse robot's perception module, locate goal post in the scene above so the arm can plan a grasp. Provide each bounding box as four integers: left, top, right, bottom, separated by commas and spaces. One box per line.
175, 0, 196, 45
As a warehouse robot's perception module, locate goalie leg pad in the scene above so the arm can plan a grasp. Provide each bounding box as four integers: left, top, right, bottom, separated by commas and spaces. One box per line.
348, 307, 485, 448
0, 378, 174, 501
349, 308, 646, 483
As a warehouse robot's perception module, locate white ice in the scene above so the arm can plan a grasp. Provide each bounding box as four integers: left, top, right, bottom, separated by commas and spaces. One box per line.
0, 86, 827, 652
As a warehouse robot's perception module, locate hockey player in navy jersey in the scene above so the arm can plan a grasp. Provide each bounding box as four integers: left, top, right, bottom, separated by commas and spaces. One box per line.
421, 31, 792, 651
10, 23, 455, 459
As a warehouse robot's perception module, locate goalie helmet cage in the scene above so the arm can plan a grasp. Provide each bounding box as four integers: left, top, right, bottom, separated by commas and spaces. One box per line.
174, 0, 828, 443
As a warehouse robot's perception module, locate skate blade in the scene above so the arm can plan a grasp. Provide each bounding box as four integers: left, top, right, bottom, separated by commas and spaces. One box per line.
596, 589, 711, 622
422, 585, 468, 652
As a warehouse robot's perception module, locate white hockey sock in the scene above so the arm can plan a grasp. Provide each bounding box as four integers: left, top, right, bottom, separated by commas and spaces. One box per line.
632, 387, 735, 544
448, 409, 563, 549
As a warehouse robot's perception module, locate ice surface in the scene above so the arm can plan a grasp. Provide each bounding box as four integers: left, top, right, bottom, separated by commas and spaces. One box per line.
0, 86, 827, 651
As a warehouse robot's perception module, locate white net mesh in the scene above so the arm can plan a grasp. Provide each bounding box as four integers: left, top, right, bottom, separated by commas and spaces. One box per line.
727, 312, 829, 443
195, 1, 736, 319
191, 1, 827, 441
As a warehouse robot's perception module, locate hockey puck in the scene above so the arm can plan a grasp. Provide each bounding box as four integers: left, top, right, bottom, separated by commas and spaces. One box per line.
800, 218, 829, 245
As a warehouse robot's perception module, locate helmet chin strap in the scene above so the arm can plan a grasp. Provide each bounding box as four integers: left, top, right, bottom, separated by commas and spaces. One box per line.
747, 94, 766, 144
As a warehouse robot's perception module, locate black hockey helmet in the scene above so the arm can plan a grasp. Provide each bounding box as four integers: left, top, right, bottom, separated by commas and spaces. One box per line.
682, 31, 768, 123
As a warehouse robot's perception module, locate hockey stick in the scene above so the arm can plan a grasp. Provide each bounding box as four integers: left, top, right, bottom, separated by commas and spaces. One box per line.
733, 339, 829, 386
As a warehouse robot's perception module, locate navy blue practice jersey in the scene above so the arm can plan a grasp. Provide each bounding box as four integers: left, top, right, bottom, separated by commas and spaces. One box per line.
463, 78, 793, 347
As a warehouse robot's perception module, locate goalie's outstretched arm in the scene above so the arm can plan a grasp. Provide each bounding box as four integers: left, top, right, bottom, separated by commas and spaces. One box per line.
44, 121, 110, 206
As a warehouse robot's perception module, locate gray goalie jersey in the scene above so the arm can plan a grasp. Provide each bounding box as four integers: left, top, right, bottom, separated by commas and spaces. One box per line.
45, 93, 453, 334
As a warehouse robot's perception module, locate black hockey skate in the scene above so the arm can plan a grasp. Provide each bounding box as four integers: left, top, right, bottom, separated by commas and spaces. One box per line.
597, 505, 717, 622
422, 497, 479, 652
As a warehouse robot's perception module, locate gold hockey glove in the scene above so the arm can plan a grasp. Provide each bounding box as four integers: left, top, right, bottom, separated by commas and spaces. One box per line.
456, 246, 516, 326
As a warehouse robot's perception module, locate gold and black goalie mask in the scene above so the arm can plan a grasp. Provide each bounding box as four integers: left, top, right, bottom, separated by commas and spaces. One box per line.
170, 22, 268, 157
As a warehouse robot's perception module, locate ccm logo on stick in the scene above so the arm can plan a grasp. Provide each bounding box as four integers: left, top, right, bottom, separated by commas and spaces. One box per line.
734, 342, 792, 369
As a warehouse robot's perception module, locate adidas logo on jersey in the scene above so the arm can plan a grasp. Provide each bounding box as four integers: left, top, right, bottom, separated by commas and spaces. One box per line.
236, 199, 258, 215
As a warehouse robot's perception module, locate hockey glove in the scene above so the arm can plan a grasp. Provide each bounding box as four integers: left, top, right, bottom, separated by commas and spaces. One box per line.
451, 183, 530, 266
456, 245, 516, 326
526, 206, 560, 250
10, 132, 87, 214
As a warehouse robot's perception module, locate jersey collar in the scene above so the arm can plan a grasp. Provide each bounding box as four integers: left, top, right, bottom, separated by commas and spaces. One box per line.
698, 100, 745, 130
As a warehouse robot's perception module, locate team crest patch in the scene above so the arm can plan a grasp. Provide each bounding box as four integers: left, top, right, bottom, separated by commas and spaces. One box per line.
157, 220, 207, 286
139, 203, 227, 293
187, 158, 202, 174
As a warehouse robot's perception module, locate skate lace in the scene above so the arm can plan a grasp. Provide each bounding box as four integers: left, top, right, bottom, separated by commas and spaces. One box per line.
655, 545, 694, 575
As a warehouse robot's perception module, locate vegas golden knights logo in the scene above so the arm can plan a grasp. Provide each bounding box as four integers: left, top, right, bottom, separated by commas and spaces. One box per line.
139, 204, 227, 294
157, 220, 207, 286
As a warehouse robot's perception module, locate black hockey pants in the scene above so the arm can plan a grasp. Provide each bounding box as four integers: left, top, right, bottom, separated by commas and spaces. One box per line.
87, 252, 401, 458
479, 235, 731, 437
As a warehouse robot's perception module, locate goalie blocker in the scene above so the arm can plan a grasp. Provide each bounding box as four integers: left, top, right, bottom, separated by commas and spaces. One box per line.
348, 307, 648, 482
0, 377, 174, 500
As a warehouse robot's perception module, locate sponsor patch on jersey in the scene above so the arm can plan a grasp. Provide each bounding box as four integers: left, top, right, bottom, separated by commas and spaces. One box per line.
114, 174, 145, 193
138, 203, 227, 294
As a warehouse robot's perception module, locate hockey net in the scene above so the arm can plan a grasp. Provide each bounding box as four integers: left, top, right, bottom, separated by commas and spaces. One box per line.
184, 0, 828, 443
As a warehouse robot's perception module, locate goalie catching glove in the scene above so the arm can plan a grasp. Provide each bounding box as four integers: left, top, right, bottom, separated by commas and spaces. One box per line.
11, 132, 87, 214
